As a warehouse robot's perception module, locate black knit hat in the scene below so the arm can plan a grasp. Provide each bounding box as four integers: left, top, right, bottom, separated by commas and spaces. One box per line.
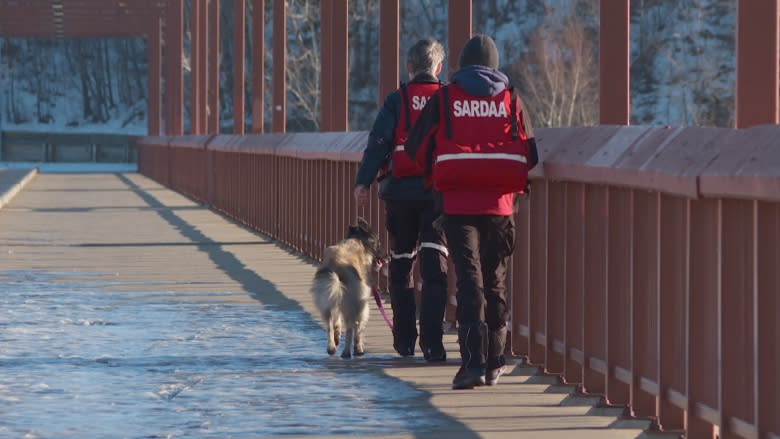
458, 34, 499, 69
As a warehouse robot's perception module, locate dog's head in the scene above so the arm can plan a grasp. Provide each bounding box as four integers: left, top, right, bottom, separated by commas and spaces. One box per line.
347, 217, 388, 269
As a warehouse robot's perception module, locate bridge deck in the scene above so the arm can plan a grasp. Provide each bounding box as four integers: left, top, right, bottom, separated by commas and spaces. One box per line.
0, 170, 668, 438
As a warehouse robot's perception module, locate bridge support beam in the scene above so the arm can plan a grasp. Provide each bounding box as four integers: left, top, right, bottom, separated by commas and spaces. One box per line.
378, 0, 399, 108
447, 0, 471, 79
735, 0, 779, 128
191, 0, 203, 134
320, 0, 331, 131
165, 0, 184, 136
148, 19, 162, 136
320, 0, 348, 131
251, 0, 264, 133
599, 0, 630, 125
209, 0, 221, 134
198, 0, 208, 134
273, 0, 286, 132
234, 0, 246, 134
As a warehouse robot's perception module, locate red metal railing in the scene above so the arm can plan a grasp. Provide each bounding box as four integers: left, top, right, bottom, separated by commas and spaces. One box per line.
137, 125, 779, 438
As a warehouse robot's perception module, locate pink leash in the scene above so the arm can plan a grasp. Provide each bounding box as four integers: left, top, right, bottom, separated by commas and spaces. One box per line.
371, 286, 393, 330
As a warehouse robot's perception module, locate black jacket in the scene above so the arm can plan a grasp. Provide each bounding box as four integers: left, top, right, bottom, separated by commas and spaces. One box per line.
354, 73, 442, 201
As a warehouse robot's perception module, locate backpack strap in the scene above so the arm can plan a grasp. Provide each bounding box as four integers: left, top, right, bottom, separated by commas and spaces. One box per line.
399, 83, 411, 131
442, 85, 452, 139
509, 85, 518, 140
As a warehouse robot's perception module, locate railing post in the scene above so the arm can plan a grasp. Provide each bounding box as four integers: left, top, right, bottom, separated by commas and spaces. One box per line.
720, 200, 758, 439
658, 194, 688, 431
688, 199, 720, 438
606, 187, 632, 407
757, 202, 780, 438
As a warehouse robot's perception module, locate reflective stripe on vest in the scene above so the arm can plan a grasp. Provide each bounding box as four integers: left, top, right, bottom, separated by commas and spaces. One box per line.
436, 152, 528, 164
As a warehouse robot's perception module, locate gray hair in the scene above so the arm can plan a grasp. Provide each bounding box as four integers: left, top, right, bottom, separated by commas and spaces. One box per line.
406, 38, 445, 76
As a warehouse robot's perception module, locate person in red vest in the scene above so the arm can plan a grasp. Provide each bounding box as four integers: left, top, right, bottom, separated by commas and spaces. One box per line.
405, 34, 539, 389
354, 38, 449, 361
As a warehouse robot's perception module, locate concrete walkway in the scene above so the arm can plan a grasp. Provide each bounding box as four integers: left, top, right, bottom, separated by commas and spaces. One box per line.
0, 170, 673, 439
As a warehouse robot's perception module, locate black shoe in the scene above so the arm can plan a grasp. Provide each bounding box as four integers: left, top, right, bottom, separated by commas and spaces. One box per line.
451, 366, 485, 390
486, 365, 507, 386
393, 342, 415, 357
422, 344, 446, 362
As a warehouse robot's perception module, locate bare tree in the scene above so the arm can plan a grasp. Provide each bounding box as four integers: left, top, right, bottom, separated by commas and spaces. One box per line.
285, 0, 321, 131
510, 10, 598, 127
347, 0, 379, 130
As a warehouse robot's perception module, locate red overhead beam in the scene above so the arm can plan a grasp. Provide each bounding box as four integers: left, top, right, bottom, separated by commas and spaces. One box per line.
0, 0, 170, 38
0, 27, 156, 38
0, 18, 164, 28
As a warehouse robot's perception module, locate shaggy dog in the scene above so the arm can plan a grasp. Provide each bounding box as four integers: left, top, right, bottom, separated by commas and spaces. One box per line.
310, 218, 386, 358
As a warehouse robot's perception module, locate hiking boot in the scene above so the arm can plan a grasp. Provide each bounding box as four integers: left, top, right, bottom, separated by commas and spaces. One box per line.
452, 366, 486, 390
486, 365, 507, 386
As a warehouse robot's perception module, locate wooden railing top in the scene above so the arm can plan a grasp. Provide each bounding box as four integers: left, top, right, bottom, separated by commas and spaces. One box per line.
535, 124, 780, 201
139, 124, 780, 202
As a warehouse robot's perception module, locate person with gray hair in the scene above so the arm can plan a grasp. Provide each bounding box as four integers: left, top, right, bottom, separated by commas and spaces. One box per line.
406, 37, 445, 76
353, 38, 449, 362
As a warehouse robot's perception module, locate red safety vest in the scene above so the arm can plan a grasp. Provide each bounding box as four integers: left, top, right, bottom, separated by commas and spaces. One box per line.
432, 84, 530, 193
390, 82, 443, 178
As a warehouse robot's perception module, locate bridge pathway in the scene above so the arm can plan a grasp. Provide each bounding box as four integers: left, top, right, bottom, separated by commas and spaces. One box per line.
0, 169, 669, 438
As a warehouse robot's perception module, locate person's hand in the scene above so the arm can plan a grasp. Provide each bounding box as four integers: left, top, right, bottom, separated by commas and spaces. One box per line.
354, 185, 370, 207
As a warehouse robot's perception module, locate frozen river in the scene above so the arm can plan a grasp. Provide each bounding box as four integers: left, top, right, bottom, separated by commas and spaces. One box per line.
0, 270, 442, 438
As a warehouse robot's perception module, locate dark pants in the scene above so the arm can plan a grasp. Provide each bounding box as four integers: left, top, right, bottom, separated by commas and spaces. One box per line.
443, 214, 515, 369
384, 199, 448, 351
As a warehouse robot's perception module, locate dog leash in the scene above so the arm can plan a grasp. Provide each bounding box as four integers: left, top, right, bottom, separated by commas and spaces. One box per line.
371, 286, 393, 330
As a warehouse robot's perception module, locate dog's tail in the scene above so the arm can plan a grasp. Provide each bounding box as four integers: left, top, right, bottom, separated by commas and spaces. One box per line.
311, 267, 344, 316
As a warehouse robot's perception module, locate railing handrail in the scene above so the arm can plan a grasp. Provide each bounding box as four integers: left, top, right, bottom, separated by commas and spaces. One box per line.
137, 125, 780, 438
142, 123, 780, 202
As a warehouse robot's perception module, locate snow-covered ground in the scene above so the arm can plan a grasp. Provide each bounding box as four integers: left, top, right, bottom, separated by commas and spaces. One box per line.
0, 162, 138, 173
